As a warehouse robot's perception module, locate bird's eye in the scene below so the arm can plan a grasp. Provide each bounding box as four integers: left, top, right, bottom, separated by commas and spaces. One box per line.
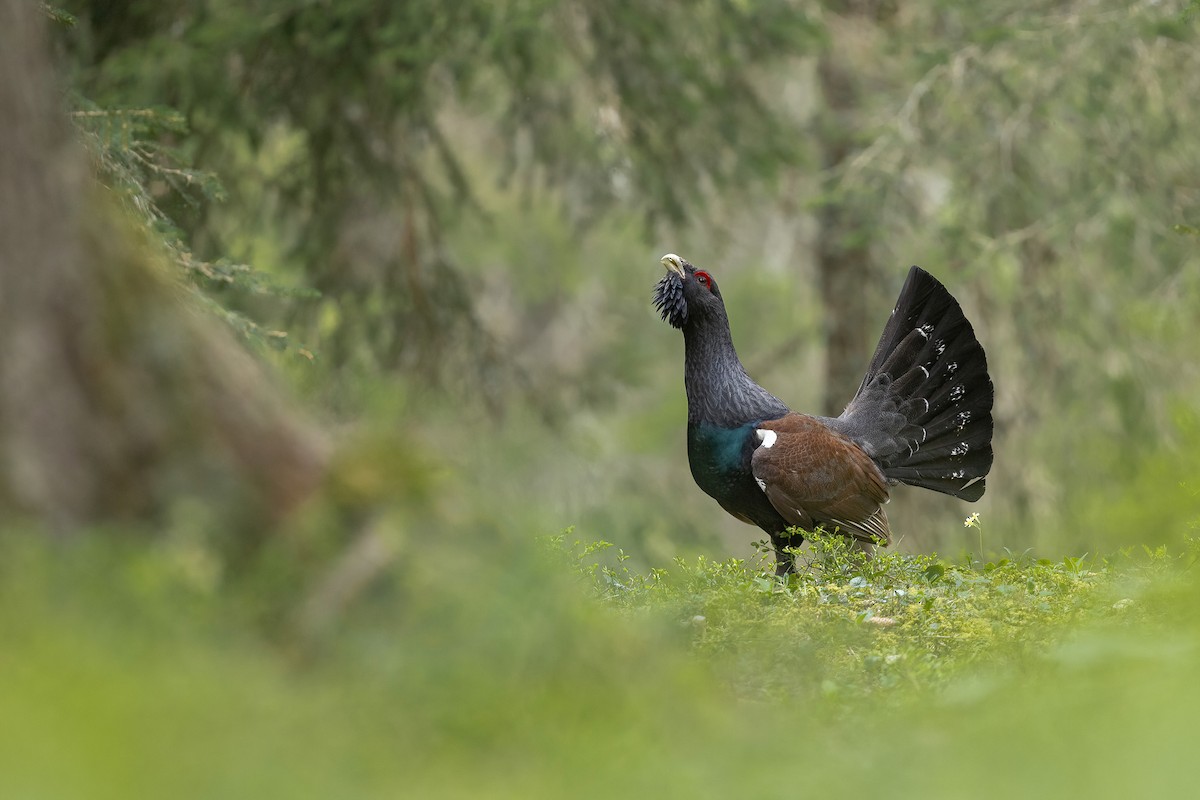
695, 271, 713, 291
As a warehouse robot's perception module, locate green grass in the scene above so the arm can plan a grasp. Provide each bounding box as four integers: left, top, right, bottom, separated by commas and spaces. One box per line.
1, 525, 1198, 798
568, 530, 1117, 704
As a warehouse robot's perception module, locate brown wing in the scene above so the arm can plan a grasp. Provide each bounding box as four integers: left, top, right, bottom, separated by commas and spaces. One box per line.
750, 413, 892, 545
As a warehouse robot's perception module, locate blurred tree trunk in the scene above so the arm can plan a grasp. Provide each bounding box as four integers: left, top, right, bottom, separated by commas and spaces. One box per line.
815, 3, 896, 414
0, 0, 328, 532
816, 52, 874, 415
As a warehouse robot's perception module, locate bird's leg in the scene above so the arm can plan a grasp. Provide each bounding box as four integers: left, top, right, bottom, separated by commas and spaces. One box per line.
770, 531, 801, 576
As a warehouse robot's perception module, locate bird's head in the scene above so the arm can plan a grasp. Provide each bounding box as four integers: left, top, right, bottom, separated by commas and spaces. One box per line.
653, 253, 725, 330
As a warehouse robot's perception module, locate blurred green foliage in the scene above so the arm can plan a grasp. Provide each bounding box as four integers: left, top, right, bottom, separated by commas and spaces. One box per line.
11, 0, 1200, 791
61, 0, 817, 386
55, 0, 1200, 560
70, 101, 320, 354
3, 527, 1200, 798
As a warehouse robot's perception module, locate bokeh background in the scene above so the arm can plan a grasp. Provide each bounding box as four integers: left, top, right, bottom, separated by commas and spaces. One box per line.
51, 0, 1199, 561
2, 2, 1200, 796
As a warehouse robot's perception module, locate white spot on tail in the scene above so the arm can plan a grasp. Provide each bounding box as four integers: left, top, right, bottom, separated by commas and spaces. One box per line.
756, 429, 777, 448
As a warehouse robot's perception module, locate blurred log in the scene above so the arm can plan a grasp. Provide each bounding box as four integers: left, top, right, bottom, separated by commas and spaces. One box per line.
0, 0, 329, 532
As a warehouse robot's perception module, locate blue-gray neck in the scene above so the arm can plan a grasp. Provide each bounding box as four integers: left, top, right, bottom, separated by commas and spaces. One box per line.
682, 308, 789, 427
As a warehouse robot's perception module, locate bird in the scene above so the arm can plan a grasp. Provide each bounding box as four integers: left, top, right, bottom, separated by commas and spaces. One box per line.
653, 253, 993, 575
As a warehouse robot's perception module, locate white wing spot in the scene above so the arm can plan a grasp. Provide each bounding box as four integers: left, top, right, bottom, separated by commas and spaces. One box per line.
950, 385, 965, 402
756, 429, 777, 448
917, 324, 933, 338
946, 362, 959, 374
951, 442, 970, 457
755, 477, 767, 492
954, 411, 972, 432
935, 339, 946, 355
951, 469, 967, 479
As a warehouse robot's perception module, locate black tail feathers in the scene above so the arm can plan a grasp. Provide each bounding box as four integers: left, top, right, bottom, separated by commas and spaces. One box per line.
833, 266, 994, 501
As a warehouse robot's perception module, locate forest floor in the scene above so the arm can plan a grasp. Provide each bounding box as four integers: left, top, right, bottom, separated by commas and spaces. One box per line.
1, 526, 1197, 798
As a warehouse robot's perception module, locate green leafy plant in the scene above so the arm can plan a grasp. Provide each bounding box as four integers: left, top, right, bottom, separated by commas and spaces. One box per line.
71, 101, 317, 355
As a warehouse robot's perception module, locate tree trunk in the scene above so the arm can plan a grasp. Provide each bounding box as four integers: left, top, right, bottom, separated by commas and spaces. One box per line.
816, 52, 876, 415
0, 0, 328, 532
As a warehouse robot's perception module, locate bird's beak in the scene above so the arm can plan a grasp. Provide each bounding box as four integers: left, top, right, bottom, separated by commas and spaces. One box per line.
660, 253, 686, 278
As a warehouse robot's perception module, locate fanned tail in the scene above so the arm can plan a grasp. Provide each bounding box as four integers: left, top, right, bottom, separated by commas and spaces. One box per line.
829, 266, 994, 501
